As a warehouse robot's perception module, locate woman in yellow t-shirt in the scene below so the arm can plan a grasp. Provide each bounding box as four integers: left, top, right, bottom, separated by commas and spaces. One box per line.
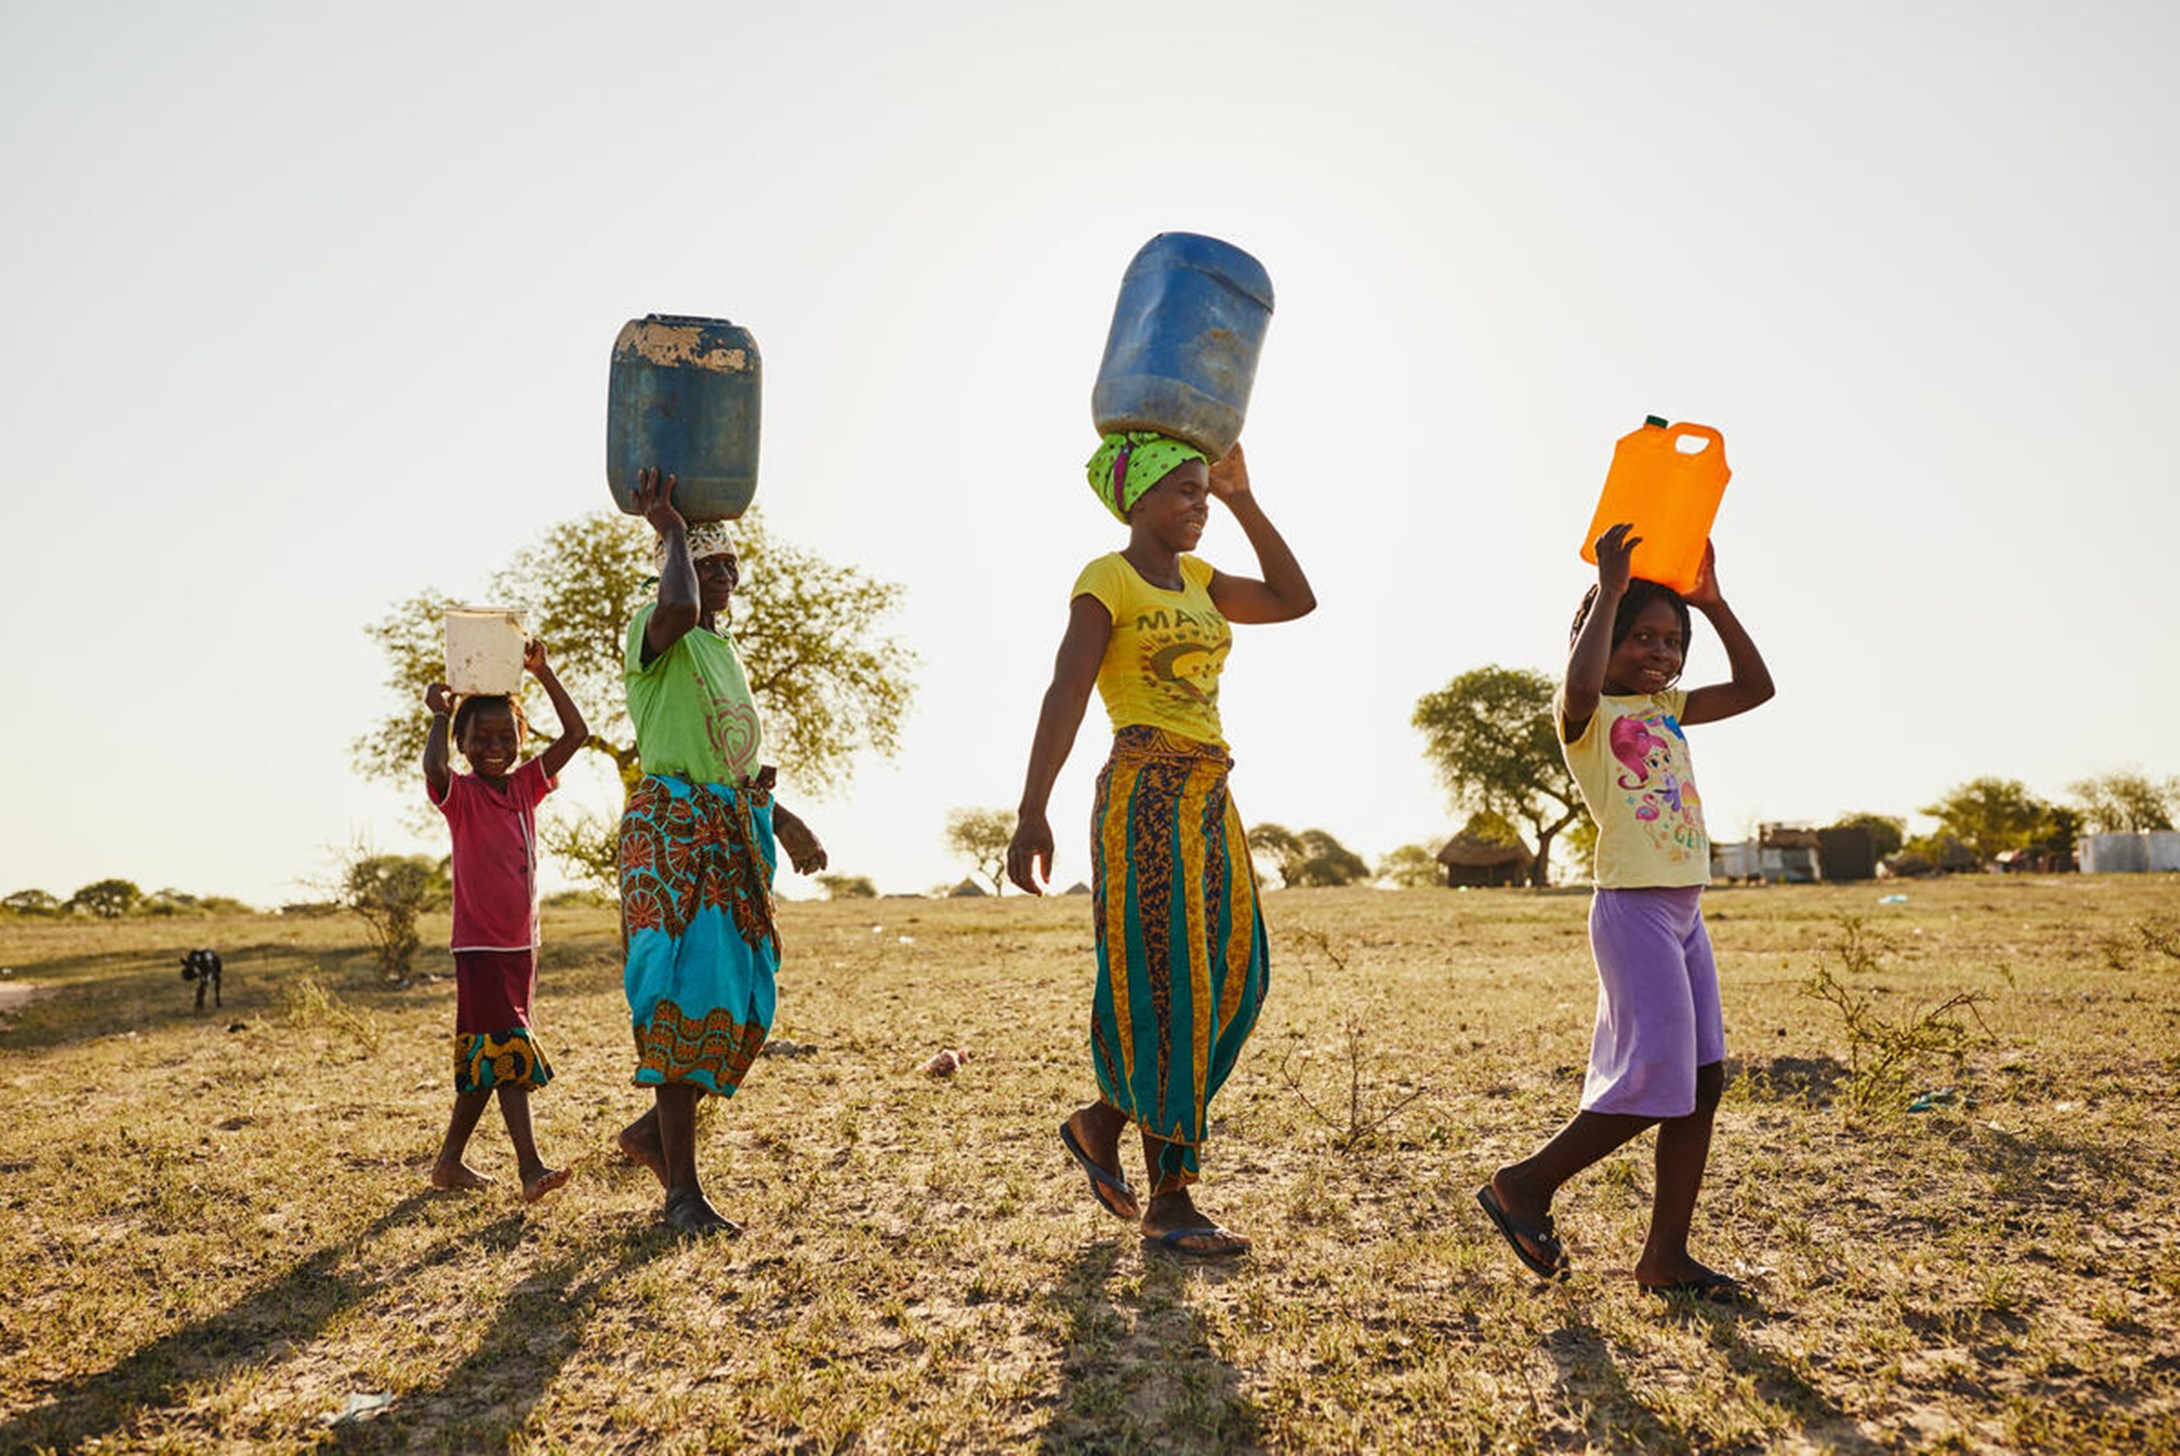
1007, 433, 1315, 1258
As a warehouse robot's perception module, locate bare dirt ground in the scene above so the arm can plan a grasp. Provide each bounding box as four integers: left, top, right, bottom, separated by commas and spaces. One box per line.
1, 877, 2176, 1453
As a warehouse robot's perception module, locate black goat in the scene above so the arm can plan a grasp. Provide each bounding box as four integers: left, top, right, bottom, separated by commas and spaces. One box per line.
179, 948, 223, 1010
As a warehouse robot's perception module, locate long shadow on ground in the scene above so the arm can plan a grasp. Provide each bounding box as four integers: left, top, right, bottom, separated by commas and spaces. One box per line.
1038, 1239, 1260, 1455
324, 1225, 670, 1453
0, 1193, 458, 1452
1546, 1308, 1885, 1454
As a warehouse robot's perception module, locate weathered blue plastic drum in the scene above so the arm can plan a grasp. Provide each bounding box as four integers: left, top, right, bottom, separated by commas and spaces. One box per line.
607, 315, 761, 522
1091, 233, 1274, 460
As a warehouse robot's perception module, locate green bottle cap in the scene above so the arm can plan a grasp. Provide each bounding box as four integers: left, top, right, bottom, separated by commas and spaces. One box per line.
1644, 414, 1669, 428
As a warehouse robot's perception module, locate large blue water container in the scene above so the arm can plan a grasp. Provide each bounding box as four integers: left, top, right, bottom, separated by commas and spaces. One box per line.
1091, 233, 1274, 460
606, 315, 761, 522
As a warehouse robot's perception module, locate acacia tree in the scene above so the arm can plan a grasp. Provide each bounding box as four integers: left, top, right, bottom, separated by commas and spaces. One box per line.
1826, 812, 1906, 859
1247, 823, 1369, 887
1919, 778, 2051, 862
1247, 823, 1304, 886
1375, 844, 1442, 889
1412, 666, 1581, 886
356, 510, 915, 882
1293, 828, 1369, 887
67, 879, 142, 919
945, 807, 1016, 895
2069, 770, 2178, 833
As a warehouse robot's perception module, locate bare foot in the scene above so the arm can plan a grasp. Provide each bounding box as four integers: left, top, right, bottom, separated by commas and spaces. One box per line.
1139, 1189, 1249, 1257
1635, 1255, 1740, 1292
618, 1117, 667, 1188
664, 1187, 741, 1238
522, 1165, 572, 1204
429, 1162, 493, 1192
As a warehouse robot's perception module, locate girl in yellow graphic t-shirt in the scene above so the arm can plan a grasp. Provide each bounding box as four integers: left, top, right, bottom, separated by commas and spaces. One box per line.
1008, 436, 1314, 1260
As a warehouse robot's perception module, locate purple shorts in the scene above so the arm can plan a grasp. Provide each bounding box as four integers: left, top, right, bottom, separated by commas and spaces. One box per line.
1581, 886, 1724, 1118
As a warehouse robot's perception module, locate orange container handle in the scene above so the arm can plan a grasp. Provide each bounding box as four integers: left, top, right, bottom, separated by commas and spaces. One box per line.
1667, 423, 1726, 465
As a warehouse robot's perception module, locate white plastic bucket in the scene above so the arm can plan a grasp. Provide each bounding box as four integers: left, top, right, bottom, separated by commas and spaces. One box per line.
444, 606, 526, 695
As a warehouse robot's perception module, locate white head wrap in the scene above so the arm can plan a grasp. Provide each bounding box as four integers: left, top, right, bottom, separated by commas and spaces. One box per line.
655, 520, 736, 573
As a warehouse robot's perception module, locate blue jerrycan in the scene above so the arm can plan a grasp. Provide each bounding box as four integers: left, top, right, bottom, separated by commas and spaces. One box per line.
606, 315, 761, 522
1091, 233, 1274, 460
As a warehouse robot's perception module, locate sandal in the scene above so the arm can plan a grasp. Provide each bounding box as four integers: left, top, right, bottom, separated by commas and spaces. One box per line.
1060, 1120, 1139, 1220
1476, 1183, 1567, 1279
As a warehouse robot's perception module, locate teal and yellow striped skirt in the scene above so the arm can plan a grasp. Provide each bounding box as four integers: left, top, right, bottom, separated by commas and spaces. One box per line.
1089, 725, 1269, 1188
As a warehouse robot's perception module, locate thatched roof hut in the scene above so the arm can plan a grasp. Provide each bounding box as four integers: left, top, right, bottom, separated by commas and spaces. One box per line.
1434, 829, 1535, 888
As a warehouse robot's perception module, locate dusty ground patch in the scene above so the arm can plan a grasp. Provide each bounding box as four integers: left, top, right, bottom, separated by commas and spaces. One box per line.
1, 878, 2176, 1452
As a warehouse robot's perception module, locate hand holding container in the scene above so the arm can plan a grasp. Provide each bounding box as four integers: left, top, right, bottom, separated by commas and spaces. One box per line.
1091, 233, 1273, 460
1580, 416, 1731, 594
607, 315, 761, 522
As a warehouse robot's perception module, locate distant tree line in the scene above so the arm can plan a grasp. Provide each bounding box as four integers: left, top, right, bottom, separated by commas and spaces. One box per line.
1, 881, 258, 919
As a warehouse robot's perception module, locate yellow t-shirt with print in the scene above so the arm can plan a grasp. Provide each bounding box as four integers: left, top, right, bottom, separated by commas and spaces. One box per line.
1558, 685, 1709, 888
1072, 552, 1231, 749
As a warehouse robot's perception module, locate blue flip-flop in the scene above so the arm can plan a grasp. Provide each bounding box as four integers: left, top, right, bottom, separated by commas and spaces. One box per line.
1143, 1225, 1250, 1258
1059, 1121, 1139, 1220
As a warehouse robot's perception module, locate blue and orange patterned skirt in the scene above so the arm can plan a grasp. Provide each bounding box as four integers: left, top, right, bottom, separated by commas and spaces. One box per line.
618, 773, 778, 1097
1089, 725, 1270, 1189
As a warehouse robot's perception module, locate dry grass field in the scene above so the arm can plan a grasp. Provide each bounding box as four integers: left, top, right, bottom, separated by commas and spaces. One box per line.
2, 875, 2177, 1454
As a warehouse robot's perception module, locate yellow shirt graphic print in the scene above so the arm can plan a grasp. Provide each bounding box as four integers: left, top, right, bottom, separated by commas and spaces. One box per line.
1072, 552, 1232, 749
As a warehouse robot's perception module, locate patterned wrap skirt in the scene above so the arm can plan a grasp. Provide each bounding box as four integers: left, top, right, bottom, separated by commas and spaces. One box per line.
618, 773, 779, 1097
1089, 725, 1270, 1187
452, 948, 552, 1094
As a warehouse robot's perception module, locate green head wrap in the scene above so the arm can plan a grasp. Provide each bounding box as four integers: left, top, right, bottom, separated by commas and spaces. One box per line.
1084, 431, 1206, 523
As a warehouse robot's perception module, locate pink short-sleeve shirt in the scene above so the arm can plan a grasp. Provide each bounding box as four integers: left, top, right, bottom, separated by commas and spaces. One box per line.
429, 758, 555, 951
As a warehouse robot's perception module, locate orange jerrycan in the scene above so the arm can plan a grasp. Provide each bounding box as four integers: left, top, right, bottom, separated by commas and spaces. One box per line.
1580, 415, 1730, 593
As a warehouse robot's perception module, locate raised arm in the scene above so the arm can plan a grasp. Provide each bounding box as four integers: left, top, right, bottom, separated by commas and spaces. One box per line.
1201, 444, 1317, 624
1677, 544, 1775, 726
1563, 523, 1636, 742
634, 469, 698, 667
1006, 594, 1112, 894
422, 683, 454, 800
524, 639, 590, 778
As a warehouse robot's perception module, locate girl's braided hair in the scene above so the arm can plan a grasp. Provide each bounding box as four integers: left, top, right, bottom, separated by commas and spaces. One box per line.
451, 692, 529, 752
1568, 578, 1693, 655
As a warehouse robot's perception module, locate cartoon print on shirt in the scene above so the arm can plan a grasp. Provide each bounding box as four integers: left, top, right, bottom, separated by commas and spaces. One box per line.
1133, 603, 1230, 714
1608, 709, 1703, 855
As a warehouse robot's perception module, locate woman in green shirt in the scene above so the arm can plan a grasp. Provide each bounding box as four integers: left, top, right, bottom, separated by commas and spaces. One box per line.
614, 469, 827, 1236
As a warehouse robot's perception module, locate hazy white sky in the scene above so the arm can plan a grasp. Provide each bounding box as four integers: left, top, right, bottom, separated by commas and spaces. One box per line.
4, 1, 2176, 906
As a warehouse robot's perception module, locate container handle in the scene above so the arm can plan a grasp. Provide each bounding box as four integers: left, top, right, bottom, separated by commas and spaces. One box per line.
1668, 423, 1723, 456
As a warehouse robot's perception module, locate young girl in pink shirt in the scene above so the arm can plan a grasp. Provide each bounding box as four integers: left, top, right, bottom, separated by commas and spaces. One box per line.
422, 638, 589, 1202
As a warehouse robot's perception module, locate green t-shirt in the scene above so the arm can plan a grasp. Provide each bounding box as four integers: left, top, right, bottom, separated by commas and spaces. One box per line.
624, 604, 765, 785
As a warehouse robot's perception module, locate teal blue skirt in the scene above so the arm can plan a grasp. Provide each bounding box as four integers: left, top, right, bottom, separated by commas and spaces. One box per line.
618, 773, 778, 1096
